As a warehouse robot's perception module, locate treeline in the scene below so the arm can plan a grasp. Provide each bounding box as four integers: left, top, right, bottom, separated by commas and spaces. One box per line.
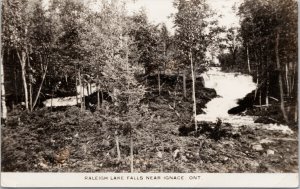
1, 0, 219, 123
218, 0, 297, 123
1, 0, 173, 113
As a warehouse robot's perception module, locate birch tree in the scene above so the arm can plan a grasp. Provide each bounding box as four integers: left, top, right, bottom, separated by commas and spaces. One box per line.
174, 0, 211, 130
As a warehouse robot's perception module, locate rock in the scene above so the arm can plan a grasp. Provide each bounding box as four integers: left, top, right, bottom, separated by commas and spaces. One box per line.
38, 162, 48, 169
157, 151, 163, 158
173, 149, 180, 159
249, 161, 259, 168
260, 139, 274, 144
252, 144, 263, 151
178, 125, 195, 136
185, 152, 193, 159
222, 141, 234, 148
255, 116, 278, 124
267, 149, 275, 155
102, 139, 110, 147
228, 105, 247, 114
181, 155, 188, 162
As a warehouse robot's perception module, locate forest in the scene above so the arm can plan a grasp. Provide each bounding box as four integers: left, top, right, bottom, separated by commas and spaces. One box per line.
218, 0, 298, 124
1, 0, 298, 173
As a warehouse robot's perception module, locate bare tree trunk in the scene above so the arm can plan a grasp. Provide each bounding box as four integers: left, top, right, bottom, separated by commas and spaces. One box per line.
75, 77, 78, 106
183, 70, 186, 98
158, 69, 161, 96
82, 84, 85, 110
285, 64, 290, 96
254, 51, 259, 100
17, 51, 29, 111
51, 88, 53, 112
164, 41, 167, 75
266, 55, 269, 106
246, 45, 251, 73
86, 84, 89, 96
291, 62, 296, 94
29, 82, 32, 111
100, 90, 104, 107
1, 51, 7, 120
294, 101, 298, 123
266, 72, 269, 106
97, 83, 100, 108
115, 131, 121, 161
190, 51, 197, 131
14, 60, 18, 104
27, 51, 33, 111
78, 70, 84, 112
259, 90, 262, 109
32, 63, 48, 110
89, 83, 92, 95
275, 30, 288, 122
130, 130, 134, 173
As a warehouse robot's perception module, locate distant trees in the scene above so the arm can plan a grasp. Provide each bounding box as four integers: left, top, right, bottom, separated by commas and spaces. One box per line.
128, 12, 173, 96
29, 1, 61, 111
129, 11, 159, 75
217, 0, 297, 123
1, 0, 84, 112
239, 0, 297, 123
222, 27, 241, 69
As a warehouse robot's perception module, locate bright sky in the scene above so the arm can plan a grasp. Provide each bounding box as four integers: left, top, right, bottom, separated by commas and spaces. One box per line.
126, 0, 176, 32
126, 0, 241, 33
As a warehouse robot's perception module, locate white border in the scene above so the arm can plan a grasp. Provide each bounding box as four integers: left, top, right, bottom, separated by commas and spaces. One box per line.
1, 173, 299, 188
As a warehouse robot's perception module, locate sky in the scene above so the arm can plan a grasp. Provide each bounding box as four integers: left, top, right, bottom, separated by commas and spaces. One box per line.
126, 0, 176, 32
43, 0, 240, 32
125, 0, 241, 34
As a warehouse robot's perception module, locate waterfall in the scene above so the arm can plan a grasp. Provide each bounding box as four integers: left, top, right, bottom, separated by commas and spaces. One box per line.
196, 67, 293, 134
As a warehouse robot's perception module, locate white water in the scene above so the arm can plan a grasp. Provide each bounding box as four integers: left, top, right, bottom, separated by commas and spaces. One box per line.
42, 67, 293, 134
196, 67, 293, 134
43, 84, 98, 107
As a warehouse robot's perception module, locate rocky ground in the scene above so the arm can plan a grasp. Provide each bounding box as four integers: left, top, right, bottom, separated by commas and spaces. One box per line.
1, 74, 298, 173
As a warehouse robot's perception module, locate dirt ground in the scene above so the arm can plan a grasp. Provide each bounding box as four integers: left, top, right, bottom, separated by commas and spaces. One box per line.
2, 99, 298, 173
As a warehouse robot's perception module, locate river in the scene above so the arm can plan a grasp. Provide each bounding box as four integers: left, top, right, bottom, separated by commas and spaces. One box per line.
196, 67, 293, 134
43, 67, 293, 134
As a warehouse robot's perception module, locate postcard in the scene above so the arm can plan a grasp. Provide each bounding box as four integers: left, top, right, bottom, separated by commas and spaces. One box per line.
1, 0, 298, 187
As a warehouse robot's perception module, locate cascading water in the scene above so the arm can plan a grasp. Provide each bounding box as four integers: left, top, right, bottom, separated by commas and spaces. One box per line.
196, 67, 293, 134
43, 84, 98, 107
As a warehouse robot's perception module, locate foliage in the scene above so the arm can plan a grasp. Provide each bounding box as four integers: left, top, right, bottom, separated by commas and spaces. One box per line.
173, 0, 212, 71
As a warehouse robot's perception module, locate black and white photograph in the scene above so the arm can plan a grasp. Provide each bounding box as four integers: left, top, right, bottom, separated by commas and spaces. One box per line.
0, 0, 298, 187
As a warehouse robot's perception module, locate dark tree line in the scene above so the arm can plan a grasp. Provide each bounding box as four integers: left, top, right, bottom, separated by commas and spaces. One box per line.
0, 0, 175, 113
218, 0, 297, 123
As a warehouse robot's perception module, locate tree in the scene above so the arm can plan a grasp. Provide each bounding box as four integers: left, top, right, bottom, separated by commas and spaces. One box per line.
239, 0, 297, 122
128, 11, 160, 76
79, 0, 147, 172
0, 53, 7, 120
174, 0, 211, 130
2, 0, 31, 111
28, 1, 60, 111
224, 27, 241, 68
54, 0, 87, 111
